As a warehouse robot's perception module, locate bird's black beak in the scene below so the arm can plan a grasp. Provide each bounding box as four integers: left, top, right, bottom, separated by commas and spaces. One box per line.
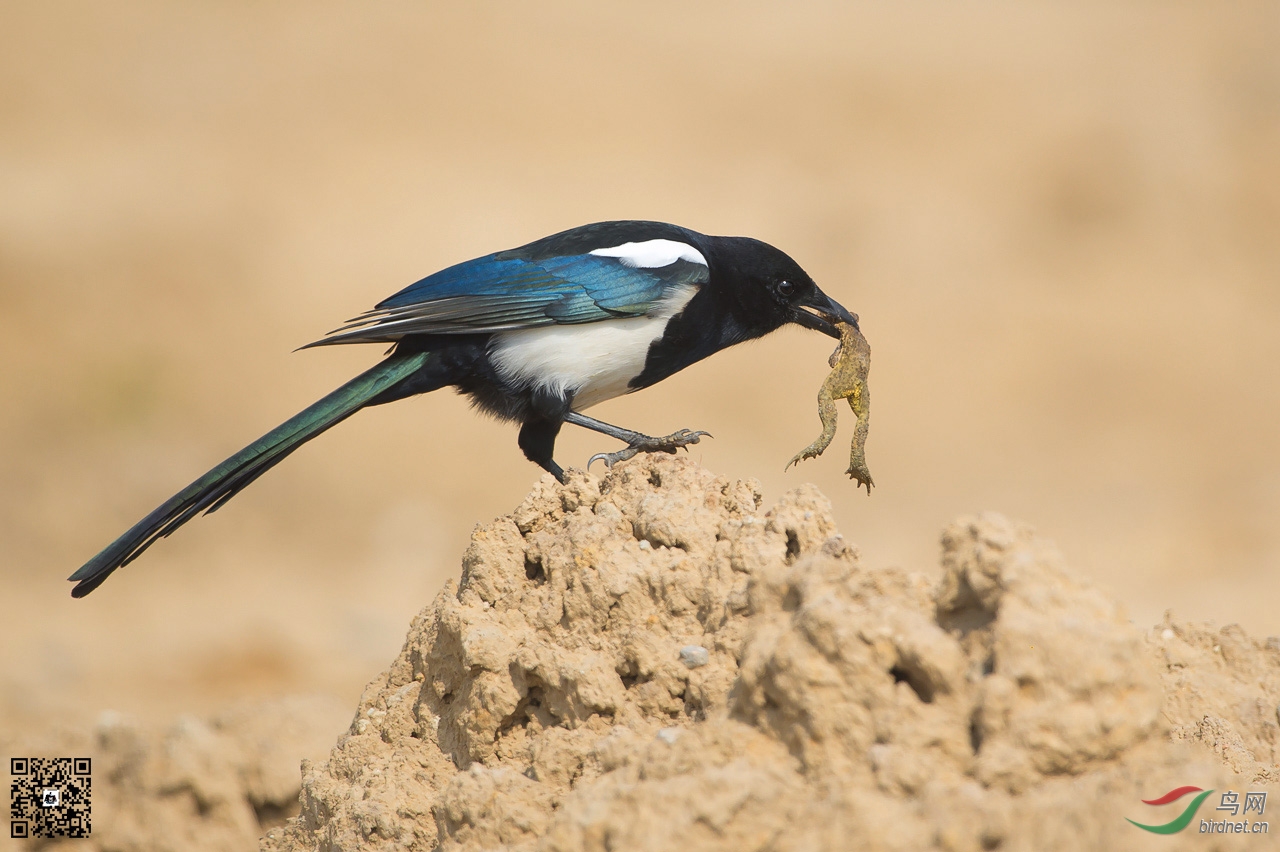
791, 288, 859, 339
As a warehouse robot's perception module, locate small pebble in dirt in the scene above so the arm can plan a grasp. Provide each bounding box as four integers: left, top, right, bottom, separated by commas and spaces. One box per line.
680, 645, 710, 668
656, 727, 683, 745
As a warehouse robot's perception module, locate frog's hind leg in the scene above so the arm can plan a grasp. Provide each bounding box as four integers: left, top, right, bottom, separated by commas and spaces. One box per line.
787, 388, 839, 469
844, 396, 874, 493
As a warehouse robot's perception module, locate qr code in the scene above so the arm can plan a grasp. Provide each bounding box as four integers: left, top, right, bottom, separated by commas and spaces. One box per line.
10, 757, 91, 839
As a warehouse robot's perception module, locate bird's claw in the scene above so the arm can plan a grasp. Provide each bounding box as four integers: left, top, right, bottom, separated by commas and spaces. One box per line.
587, 446, 641, 470
587, 429, 712, 472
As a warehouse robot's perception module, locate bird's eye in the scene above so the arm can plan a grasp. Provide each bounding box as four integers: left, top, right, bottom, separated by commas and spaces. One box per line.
777, 280, 795, 298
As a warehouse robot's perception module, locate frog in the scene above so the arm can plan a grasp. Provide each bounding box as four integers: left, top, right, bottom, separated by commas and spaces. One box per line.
786, 320, 873, 494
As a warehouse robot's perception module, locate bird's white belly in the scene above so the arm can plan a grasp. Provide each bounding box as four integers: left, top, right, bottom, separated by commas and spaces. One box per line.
489, 316, 671, 411
489, 283, 697, 411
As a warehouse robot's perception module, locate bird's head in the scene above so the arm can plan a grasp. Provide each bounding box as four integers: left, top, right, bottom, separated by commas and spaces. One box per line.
708, 236, 858, 339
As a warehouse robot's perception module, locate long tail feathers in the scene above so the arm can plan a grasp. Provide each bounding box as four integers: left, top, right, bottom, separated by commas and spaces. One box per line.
68, 352, 429, 597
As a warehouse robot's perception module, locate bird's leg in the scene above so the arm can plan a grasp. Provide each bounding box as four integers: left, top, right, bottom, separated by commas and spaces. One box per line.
518, 419, 567, 483
563, 411, 711, 471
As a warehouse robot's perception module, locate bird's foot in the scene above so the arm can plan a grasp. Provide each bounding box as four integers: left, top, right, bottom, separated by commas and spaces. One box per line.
587, 428, 712, 471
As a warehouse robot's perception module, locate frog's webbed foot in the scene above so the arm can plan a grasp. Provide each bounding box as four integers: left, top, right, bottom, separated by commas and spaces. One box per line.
586, 428, 712, 471
786, 438, 832, 471
845, 464, 874, 494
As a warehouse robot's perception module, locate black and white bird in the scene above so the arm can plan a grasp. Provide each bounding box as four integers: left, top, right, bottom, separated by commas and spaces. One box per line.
69, 220, 858, 597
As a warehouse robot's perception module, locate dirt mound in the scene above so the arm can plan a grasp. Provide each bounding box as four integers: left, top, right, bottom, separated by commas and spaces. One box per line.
260, 455, 1278, 851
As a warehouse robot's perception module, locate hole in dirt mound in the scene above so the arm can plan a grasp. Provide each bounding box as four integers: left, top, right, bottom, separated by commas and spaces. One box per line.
937, 574, 998, 635
498, 685, 549, 737
969, 709, 984, 755
785, 530, 802, 563
253, 799, 299, 832
889, 663, 936, 704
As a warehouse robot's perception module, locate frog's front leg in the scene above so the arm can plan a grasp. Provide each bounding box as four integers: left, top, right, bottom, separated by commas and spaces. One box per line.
787, 384, 840, 470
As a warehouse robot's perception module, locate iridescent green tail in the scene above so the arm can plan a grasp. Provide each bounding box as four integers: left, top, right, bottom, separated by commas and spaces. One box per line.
68, 352, 428, 597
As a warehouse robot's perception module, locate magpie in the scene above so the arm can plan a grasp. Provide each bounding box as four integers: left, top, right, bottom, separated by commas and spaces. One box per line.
69, 220, 857, 597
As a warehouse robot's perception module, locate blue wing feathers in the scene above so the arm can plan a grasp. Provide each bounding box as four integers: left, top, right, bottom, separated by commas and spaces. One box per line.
307, 248, 708, 347
376, 257, 554, 306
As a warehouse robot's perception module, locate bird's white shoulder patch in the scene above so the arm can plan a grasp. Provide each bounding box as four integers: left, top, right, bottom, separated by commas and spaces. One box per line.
589, 239, 707, 269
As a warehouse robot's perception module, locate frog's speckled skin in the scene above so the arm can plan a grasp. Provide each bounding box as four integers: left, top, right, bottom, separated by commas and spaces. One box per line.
786, 321, 873, 493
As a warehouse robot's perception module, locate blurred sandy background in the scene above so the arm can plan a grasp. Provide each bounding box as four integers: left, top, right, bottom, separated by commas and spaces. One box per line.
3, 0, 1278, 760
